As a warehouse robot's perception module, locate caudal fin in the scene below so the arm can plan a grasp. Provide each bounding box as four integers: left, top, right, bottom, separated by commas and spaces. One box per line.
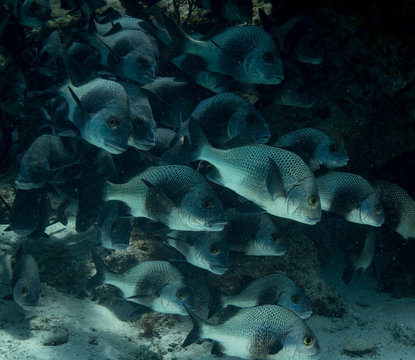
159, 118, 210, 165
86, 249, 108, 290
182, 306, 207, 347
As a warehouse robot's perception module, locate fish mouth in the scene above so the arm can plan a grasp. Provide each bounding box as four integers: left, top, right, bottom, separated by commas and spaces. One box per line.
133, 138, 156, 151
255, 134, 271, 143
303, 216, 321, 225
265, 74, 284, 84
141, 75, 156, 84
205, 219, 227, 231
209, 265, 228, 275
299, 310, 313, 319
14, 180, 43, 190
104, 140, 127, 154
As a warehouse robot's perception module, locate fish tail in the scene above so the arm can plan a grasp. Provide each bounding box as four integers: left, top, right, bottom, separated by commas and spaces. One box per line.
86, 250, 108, 290
206, 282, 223, 318
159, 118, 211, 165
183, 306, 207, 347
160, 14, 193, 62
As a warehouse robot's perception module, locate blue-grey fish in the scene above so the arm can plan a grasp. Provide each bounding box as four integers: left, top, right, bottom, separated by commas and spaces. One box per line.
87, 253, 194, 315
226, 208, 287, 256
15, 134, 77, 190
165, 230, 229, 275
96, 200, 133, 250
191, 93, 271, 147
163, 120, 321, 225
172, 54, 238, 94
342, 228, 377, 284
209, 273, 312, 319
120, 82, 156, 151
183, 305, 321, 359
316, 171, 384, 226
103, 165, 227, 231
259, 10, 324, 65
59, 78, 131, 154
164, 16, 284, 85
9, 188, 49, 237
141, 76, 196, 127
149, 127, 178, 158
36, 30, 64, 77
89, 16, 159, 84
273, 128, 349, 172
8, 0, 51, 28
373, 180, 415, 239
12, 252, 41, 310
195, 0, 253, 23
0, 64, 26, 115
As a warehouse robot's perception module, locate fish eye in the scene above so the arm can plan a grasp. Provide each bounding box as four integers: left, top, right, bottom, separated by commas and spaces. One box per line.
30, 1, 40, 9
303, 334, 314, 346
329, 143, 338, 153
262, 52, 273, 63
107, 117, 119, 129
308, 196, 319, 207
134, 116, 145, 126
138, 57, 149, 67
21, 286, 29, 297
201, 197, 215, 209
374, 204, 382, 214
110, 222, 118, 233
245, 115, 257, 125
176, 289, 187, 300
291, 294, 301, 304
269, 232, 279, 243
209, 244, 219, 254
32, 161, 41, 172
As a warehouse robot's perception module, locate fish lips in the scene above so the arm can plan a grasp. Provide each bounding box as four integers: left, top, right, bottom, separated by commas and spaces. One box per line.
104, 140, 128, 154
14, 179, 44, 190
209, 264, 228, 275
205, 219, 227, 231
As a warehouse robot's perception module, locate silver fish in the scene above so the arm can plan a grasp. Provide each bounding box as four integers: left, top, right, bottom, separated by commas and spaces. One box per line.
90, 17, 159, 84
273, 128, 349, 172
226, 208, 287, 256
15, 134, 76, 190
87, 254, 194, 315
209, 273, 312, 319
191, 92, 271, 147
316, 171, 384, 226
96, 200, 133, 250
12, 253, 41, 310
164, 17, 284, 85
183, 304, 321, 360
165, 230, 229, 275
103, 165, 227, 231
120, 82, 156, 151
373, 180, 415, 239
164, 120, 321, 225
59, 78, 131, 154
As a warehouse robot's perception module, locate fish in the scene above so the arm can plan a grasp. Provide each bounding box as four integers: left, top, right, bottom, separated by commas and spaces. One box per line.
165, 230, 229, 275
96, 200, 133, 250
208, 273, 312, 319
195, 0, 253, 23
59, 78, 131, 154
373, 180, 415, 239
64, 41, 102, 86
259, 10, 324, 65
273, 128, 349, 172
183, 304, 321, 360
225, 208, 287, 256
9, 0, 52, 28
164, 16, 285, 85
190, 92, 271, 147
316, 171, 384, 226
15, 134, 77, 190
149, 127, 179, 158
342, 228, 377, 284
163, 120, 321, 225
0, 64, 26, 115
36, 30, 65, 77
103, 165, 227, 231
120, 82, 156, 151
89, 16, 159, 84
87, 252, 194, 315
12, 250, 41, 310
141, 76, 196, 127
9, 188, 49, 237
172, 54, 238, 94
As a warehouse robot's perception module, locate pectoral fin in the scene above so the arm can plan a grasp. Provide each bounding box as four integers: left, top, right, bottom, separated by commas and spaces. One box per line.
266, 158, 285, 200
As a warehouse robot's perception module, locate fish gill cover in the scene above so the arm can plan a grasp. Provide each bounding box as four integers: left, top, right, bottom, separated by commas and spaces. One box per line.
0, 0, 415, 359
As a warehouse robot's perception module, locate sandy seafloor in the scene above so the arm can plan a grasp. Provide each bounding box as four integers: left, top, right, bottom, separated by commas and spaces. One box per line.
0, 220, 414, 360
